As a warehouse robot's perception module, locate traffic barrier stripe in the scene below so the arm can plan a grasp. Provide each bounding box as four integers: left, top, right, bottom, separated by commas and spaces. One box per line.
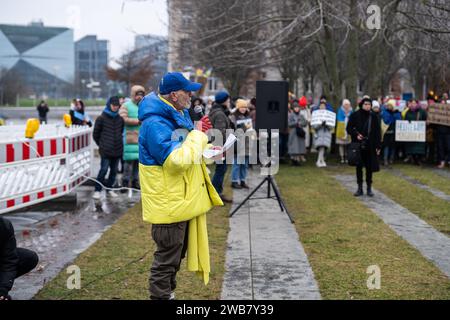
0, 125, 92, 214
68, 133, 90, 154
0, 137, 66, 163
0, 184, 69, 213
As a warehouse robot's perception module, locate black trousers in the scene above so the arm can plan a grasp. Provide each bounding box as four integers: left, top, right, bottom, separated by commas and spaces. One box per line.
16, 248, 39, 279
3, 248, 39, 297
437, 133, 450, 163
356, 151, 373, 185
149, 221, 189, 300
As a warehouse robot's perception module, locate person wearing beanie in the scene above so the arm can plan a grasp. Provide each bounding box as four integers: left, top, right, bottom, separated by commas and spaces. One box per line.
347, 97, 381, 197
229, 99, 254, 188
215, 91, 230, 105
119, 85, 146, 192
288, 101, 308, 166
298, 96, 312, 157
387, 99, 397, 109
93, 96, 125, 199
209, 91, 233, 203
336, 99, 353, 164
372, 100, 381, 112
299, 96, 308, 108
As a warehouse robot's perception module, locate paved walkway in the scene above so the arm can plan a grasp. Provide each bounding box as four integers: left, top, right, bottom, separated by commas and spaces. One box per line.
335, 175, 450, 278
389, 169, 450, 202
431, 168, 450, 180
221, 169, 321, 300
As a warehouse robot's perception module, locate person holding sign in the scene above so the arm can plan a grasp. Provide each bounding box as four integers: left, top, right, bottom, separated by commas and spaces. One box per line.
404, 99, 427, 166
347, 98, 381, 197
311, 96, 335, 168
381, 100, 401, 166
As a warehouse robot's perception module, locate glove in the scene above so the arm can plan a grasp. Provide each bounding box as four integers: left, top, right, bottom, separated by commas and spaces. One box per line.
200, 115, 212, 133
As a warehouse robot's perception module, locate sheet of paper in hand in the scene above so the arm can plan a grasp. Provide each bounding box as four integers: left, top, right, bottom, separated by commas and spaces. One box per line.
203, 134, 238, 159
236, 118, 253, 129
311, 110, 336, 127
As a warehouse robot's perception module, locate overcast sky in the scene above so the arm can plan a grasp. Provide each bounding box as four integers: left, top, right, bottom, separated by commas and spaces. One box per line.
0, 0, 168, 62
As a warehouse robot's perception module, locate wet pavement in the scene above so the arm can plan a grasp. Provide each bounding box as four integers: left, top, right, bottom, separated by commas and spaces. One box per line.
5, 185, 141, 300
1, 118, 140, 299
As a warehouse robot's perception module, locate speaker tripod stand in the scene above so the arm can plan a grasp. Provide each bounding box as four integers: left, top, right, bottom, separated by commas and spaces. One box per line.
229, 171, 295, 224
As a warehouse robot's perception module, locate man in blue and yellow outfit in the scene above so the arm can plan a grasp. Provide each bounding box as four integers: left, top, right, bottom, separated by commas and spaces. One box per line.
138, 72, 223, 300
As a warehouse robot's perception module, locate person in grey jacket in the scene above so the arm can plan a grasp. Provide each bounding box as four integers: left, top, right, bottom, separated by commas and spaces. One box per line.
288, 101, 308, 166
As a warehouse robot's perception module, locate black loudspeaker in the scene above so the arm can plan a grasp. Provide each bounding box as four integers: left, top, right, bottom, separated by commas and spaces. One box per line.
255, 80, 289, 131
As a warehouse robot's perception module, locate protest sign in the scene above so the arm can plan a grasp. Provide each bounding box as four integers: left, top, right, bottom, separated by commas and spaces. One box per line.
311, 110, 336, 127
427, 104, 450, 127
395, 120, 426, 142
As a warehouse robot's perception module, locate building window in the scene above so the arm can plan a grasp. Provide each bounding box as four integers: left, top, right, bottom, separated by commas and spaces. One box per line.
208, 77, 218, 91
78, 51, 89, 60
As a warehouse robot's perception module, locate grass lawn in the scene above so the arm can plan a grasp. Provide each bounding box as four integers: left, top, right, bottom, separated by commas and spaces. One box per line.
34, 175, 232, 300
33, 157, 450, 300
277, 161, 450, 299
372, 170, 450, 235
1, 98, 102, 108
323, 161, 450, 235
395, 164, 450, 196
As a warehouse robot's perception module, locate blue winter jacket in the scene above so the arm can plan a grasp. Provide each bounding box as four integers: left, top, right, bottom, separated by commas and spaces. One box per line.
138, 92, 194, 166
381, 109, 401, 126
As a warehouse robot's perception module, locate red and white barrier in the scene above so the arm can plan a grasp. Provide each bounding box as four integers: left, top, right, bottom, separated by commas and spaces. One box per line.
0, 125, 93, 214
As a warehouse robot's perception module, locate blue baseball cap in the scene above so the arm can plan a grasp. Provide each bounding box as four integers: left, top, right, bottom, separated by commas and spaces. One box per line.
159, 72, 202, 95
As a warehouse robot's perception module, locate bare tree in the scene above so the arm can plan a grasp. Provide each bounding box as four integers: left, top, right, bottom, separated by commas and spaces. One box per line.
188, 0, 450, 102
0, 68, 27, 105
106, 47, 154, 94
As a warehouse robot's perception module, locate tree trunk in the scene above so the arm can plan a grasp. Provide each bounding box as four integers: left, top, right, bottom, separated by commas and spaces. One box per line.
345, 0, 359, 105
321, 15, 341, 109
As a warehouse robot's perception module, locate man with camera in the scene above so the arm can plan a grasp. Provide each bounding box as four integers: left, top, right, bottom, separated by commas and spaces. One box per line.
347, 98, 382, 197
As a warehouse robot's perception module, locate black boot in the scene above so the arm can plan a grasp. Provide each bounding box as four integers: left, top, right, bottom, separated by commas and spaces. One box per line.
231, 182, 242, 189
240, 181, 250, 189
367, 184, 374, 197
354, 184, 363, 197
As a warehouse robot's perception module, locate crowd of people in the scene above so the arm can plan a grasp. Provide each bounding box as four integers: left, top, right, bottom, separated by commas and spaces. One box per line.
283, 93, 450, 170
75, 86, 450, 202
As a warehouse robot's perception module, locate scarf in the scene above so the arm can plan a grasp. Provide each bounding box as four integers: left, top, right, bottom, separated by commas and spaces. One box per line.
103, 106, 119, 118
